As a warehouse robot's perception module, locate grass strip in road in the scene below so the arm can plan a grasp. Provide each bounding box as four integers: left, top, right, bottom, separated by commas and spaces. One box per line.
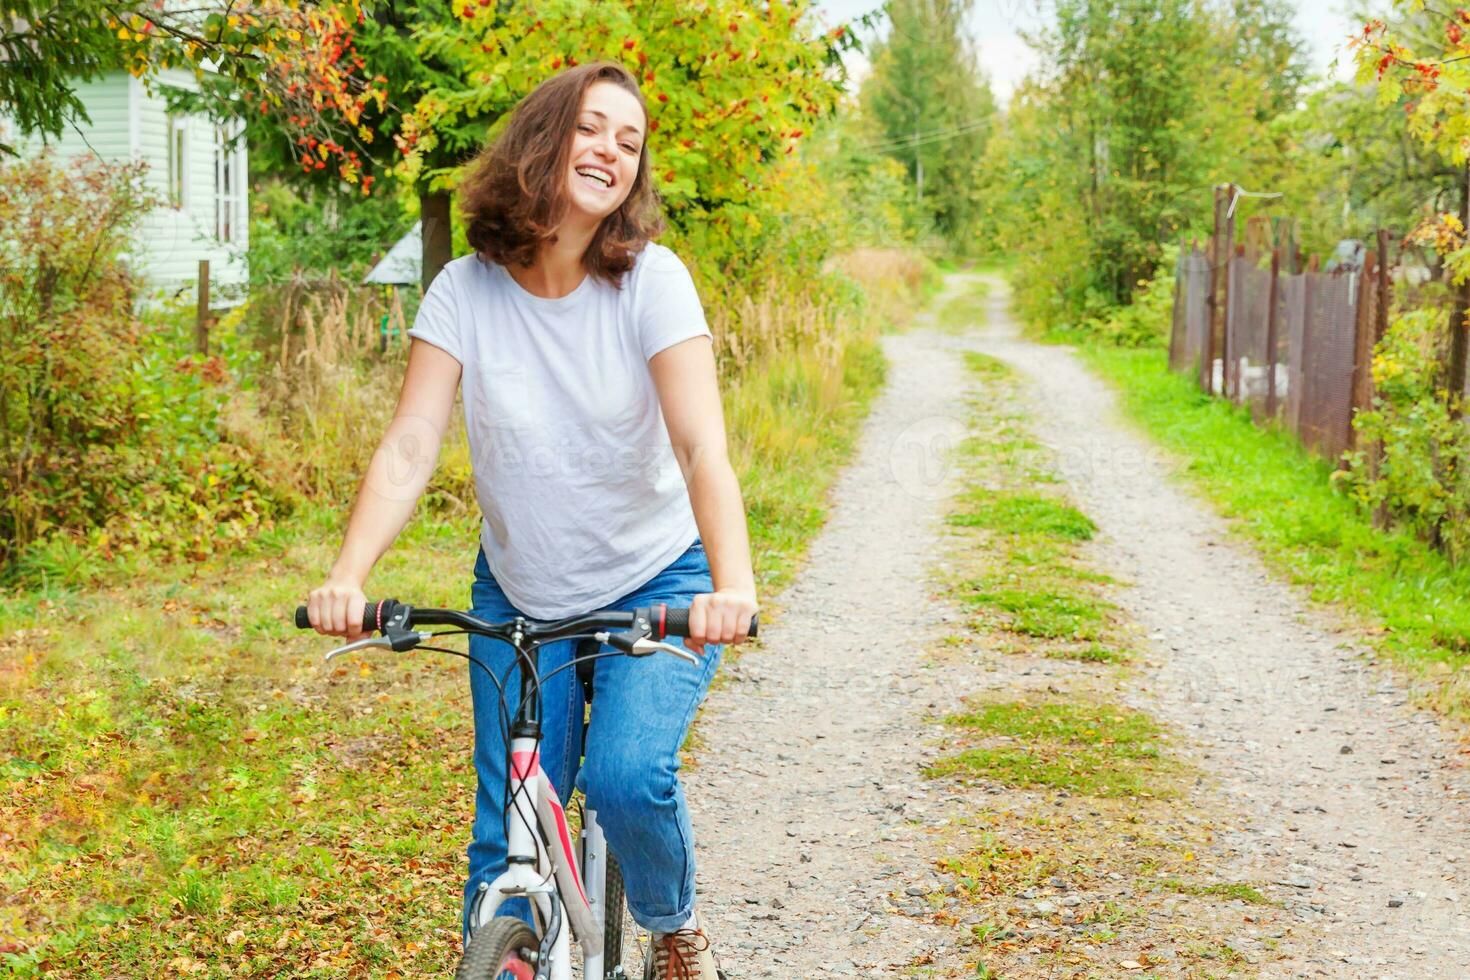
916, 327, 1280, 978
924, 697, 1177, 798
938, 350, 1129, 663
1080, 345, 1470, 721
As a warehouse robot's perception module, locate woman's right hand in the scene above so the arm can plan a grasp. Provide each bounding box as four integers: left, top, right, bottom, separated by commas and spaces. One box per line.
305, 579, 369, 640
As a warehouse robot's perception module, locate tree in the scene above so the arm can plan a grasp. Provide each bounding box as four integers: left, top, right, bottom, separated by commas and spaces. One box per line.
858, 0, 995, 251
1356, 3, 1470, 404
980, 0, 1307, 328
398, 0, 854, 285
198, 1, 480, 290
0, 1, 382, 173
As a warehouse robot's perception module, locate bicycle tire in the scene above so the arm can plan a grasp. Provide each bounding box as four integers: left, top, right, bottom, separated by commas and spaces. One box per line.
603, 852, 627, 976
455, 917, 539, 980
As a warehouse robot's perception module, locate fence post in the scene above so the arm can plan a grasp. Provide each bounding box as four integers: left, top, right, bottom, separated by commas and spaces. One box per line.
1371, 229, 1392, 528
1211, 188, 1223, 393
1206, 185, 1227, 394
1349, 249, 1379, 456
1169, 244, 1184, 370
1230, 242, 1246, 402
1376, 228, 1391, 344
195, 259, 210, 356
1295, 254, 1320, 441
1265, 245, 1281, 418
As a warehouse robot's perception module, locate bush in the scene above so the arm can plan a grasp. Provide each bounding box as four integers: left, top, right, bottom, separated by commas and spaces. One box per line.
1346, 306, 1470, 559
0, 152, 290, 581
1085, 247, 1177, 348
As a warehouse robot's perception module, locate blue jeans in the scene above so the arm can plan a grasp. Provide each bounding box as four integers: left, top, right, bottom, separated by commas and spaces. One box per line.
463, 539, 722, 936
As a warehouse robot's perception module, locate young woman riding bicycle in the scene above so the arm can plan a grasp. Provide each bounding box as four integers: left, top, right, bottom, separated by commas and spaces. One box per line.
302, 61, 757, 979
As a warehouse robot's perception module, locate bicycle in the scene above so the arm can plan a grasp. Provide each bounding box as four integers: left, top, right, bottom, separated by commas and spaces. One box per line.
293, 597, 755, 980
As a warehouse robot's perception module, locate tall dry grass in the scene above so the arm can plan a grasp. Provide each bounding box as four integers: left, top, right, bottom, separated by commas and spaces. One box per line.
243, 274, 475, 514
241, 248, 936, 579
719, 247, 938, 591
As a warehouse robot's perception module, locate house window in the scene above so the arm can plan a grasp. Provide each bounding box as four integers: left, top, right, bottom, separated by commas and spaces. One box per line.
215, 124, 240, 243
167, 114, 187, 209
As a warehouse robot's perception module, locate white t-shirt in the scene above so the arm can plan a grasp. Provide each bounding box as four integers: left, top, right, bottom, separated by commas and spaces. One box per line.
407, 242, 712, 619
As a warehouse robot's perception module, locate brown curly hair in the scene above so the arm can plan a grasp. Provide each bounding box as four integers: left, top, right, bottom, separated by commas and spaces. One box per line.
459, 62, 664, 288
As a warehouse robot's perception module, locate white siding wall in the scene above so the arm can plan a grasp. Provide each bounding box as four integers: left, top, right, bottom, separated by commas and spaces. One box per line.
133, 68, 249, 301
37, 75, 133, 161
0, 69, 249, 303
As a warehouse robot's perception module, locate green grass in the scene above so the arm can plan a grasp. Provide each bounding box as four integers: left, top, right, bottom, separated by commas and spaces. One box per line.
1081, 345, 1470, 718
948, 490, 1096, 540
939, 350, 1128, 659
1154, 878, 1275, 906
925, 697, 1176, 798
960, 582, 1111, 640
0, 271, 916, 974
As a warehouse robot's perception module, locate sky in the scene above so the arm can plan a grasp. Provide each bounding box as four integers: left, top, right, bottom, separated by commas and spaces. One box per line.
813, 0, 1366, 103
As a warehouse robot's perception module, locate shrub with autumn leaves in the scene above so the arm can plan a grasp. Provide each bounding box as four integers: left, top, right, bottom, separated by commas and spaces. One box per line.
0, 152, 291, 582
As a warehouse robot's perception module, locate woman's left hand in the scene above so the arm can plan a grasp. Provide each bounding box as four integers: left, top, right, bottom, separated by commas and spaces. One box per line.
685, 588, 759, 654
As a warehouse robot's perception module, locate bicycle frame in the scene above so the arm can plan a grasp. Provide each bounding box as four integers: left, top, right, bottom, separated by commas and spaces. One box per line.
468, 636, 614, 980
299, 600, 731, 979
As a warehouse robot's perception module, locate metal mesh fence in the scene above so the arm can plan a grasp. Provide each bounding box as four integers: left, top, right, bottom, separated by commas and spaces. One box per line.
1223, 252, 1274, 414
1297, 270, 1360, 459
1169, 240, 1377, 463
1170, 249, 1211, 383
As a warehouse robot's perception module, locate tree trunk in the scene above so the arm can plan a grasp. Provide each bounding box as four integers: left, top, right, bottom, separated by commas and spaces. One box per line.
1451, 163, 1470, 418
420, 189, 453, 294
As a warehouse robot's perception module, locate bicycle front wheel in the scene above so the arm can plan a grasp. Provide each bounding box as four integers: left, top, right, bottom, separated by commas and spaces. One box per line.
455, 917, 539, 980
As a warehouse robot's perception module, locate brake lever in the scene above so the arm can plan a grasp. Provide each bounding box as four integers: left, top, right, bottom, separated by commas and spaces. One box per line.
635, 637, 701, 664
594, 630, 701, 664
324, 629, 432, 662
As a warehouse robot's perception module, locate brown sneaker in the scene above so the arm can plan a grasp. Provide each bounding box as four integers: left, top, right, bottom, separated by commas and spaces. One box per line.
643, 918, 722, 980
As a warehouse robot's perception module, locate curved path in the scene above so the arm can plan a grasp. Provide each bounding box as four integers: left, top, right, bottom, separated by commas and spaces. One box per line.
964, 279, 1470, 977
686, 277, 1470, 978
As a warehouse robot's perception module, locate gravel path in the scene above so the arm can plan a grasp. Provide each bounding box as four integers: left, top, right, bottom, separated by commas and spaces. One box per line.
687, 320, 974, 976
686, 276, 1470, 978
964, 278, 1470, 978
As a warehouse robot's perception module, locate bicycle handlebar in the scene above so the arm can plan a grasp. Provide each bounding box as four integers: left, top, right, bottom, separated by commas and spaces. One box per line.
293, 600, 757, 642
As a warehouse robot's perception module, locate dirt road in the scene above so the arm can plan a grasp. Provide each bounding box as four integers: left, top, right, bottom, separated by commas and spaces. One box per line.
686, 276, 1470, 978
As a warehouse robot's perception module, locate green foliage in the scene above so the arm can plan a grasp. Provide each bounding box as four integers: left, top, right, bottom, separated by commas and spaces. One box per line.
859, 0, 996, 253
1042, 244, 1177, 348
1346, 307, 1470, 559
246, 179, 413, 286
0, 152, 290, 580
984, 0, 1306, 329
1253, 82, 1460, 259
401, 0, 851, 282
1356, 4, 1470, 168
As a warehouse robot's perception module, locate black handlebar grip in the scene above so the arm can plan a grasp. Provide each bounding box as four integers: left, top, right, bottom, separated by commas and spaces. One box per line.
293, 601, 387, 633
659, 606, 758, 640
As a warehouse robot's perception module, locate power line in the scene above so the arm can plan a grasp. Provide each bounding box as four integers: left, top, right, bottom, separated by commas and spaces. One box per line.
857, 117, 992, 154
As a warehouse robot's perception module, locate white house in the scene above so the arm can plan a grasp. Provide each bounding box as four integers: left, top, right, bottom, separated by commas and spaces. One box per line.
2, 67, 249, 302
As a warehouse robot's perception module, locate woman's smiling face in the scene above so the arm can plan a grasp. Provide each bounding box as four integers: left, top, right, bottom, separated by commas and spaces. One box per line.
566, 81, 646, 225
